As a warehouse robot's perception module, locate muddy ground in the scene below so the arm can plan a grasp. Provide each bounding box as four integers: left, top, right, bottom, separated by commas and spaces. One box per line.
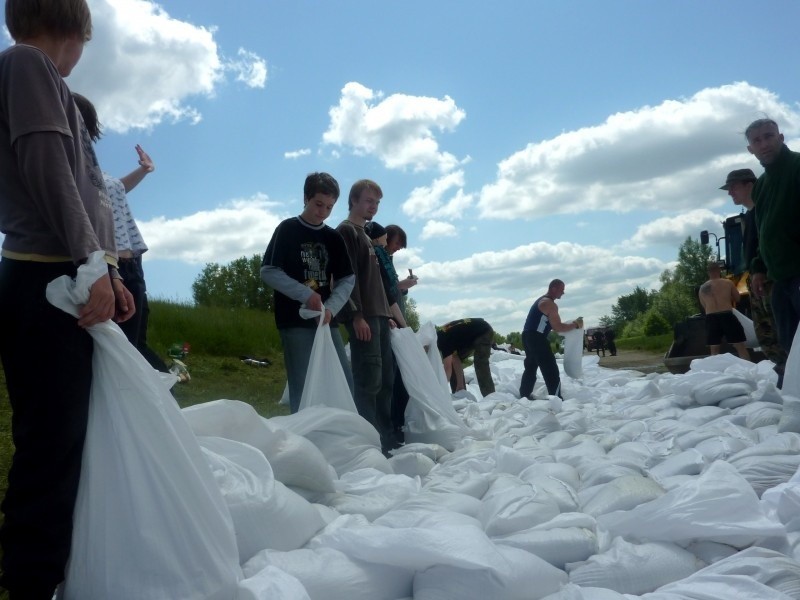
588, 348, 668, 374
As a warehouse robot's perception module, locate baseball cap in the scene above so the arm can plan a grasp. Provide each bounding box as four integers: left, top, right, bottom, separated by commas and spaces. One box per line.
719, 169, 756, 190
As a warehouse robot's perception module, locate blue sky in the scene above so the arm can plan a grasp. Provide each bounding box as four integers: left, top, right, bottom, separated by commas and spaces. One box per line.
3, 0, 800, 336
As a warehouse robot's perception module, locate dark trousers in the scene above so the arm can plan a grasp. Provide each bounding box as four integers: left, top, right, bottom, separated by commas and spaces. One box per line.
0, 259, 93, 598
345, 316, 395, 451
118, 257, 168, 372
519, 330, 561, 399
391, 361, 409, 434
472, 329, 496, 397
771, 275, 800, 356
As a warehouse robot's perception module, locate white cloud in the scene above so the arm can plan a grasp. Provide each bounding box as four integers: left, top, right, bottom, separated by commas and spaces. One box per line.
420, 220, 458, 241
139, 194, 287, 263
623, 208, 728, 249
478, 82, 800, 220
405, 240, 667, 334
323, 82, 466, 172
66, 0, 265, 133
226, 48, 267, 88
284, 148, 311, 160
402, 170, 475, 221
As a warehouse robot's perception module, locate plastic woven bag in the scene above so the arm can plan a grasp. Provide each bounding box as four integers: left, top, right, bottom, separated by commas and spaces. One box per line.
298, 310, 357, 413
47, 252, 241, 599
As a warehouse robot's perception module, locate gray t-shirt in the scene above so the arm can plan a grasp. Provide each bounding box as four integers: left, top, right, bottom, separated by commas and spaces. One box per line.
0, 44, 115, 263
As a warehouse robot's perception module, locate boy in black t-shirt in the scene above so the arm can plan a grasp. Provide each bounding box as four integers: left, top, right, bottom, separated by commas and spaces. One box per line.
261, 173, 355, 413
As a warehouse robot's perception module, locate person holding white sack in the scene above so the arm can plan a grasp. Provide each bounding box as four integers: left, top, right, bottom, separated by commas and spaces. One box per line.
519, 279, 583, 400
261, 172, 355, 413
0, 1, 138, 596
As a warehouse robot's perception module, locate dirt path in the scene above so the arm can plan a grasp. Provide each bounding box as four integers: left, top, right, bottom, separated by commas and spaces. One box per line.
589, 348, 668, 374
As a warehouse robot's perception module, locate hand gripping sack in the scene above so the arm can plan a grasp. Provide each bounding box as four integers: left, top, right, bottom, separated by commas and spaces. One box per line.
47, 252, 241, 599
298, 310, 357, 413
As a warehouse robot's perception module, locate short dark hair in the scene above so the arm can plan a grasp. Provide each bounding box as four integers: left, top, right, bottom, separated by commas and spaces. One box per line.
348, 179, 383, 210
385, 224, 407, 249
72, 92, 101, 142
6, 0, 92, 42
548, 278, 564, 291
303, 172, 339, 201
745, 118, 779, 141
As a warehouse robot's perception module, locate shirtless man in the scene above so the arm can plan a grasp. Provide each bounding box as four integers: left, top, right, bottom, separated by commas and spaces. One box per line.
698, 262, 749, 359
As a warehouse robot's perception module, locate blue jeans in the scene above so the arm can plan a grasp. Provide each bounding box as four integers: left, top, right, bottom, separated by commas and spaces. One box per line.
279, 325, 353, 414
345, 316, 395, 450
771, 275, 800, 355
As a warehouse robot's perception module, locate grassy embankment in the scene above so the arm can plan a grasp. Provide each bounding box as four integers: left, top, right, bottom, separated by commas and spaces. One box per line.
614, 332, 672, 354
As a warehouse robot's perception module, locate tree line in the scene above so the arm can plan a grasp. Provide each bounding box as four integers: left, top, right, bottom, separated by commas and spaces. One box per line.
191, 253, 420, 331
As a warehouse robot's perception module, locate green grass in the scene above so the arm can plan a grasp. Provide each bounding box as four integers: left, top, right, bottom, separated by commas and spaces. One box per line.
615, 332, 673, 354
0, 300, 290, 595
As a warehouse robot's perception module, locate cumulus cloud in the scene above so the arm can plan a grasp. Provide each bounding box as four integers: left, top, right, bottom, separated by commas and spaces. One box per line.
623, 208, 728, 249
323, 82, 466, 172
66, 0, 265, 132
420, 220, 458, 241
406, 240, 667, 334
226, 48, 267, 88
402, 170, 475, 221
139, 194, 287, 263
284, 149, 311, 160
478, 82, 800, 220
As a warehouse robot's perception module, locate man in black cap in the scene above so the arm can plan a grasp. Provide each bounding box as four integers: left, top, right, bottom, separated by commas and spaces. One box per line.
720, 168, 786, 377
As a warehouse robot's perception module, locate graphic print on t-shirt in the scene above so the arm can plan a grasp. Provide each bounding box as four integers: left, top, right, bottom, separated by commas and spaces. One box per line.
301, 242, 330, 291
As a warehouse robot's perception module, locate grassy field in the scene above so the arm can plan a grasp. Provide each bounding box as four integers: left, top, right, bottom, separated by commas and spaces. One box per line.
615, 332, 673, 354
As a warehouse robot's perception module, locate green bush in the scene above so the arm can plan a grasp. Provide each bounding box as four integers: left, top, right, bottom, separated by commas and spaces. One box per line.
643, 309, 672, 336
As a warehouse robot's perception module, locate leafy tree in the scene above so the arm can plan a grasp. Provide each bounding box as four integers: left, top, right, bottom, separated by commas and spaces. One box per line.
671, 236, 715, 290
404, 297, 420, 332
505, 331, 523, 348
192, 254, 273, 311
599, 315, 614, 328
651, 280, 700, 326
610, 286, 655, 327
643, 309, 671, 336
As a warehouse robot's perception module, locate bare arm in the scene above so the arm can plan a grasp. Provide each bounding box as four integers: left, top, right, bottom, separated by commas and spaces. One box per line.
540, 298, 578, 333
119, 145, 154, 193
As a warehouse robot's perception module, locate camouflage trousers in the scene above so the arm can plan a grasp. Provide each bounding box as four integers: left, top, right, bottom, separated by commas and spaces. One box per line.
748, 276, 787, 371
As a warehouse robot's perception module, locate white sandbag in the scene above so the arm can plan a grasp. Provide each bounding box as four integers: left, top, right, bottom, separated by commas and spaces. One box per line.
47, 253, 241, 600
327, 469, 421, 521
422, 467, 493, 498
391, 327, 485, 450
731, 453, 800, 498
644, 547, 800, 600
494, 526, 597, 569
236, 565, 310, 600
394, 491, 482, 519
733, 307, 759, 348
540, 584, 628, 600
297, 312, 357, 413
566, 537, 703, 595
519, 462, 581, 491
416, 321, 452, 394
648, 448, 708, 480
201, 438, 328, 559
388, 452, 436, 477
778, 395, 800, 433
311, 509, 508, 573
690, 374, 756, 406
182, 399, 337, 493
561, 327, 584, 380
685, 540, 739, 564
478, 474, 561, 536
242, 547, 412, 600
412, 544, 567, 600
390, 442, 449, 462
270, 406, 392, 475
597, 460, 785, 547
784, 320, 800, 398
521, 474, 580, 513
581, 474, 665, 517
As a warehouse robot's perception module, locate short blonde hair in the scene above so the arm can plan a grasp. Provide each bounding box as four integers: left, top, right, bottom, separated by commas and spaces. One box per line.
5, 0, 92, 42
348, 179, 383, 210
